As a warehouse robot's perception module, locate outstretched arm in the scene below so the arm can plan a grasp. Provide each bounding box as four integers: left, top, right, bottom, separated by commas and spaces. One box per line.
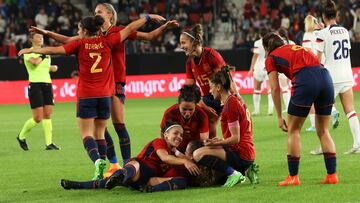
18, 46, 66, 56
119, 14, 166, 43
157, 149, 200, 176
136, 20, 179, 41
29, 26, 80, 44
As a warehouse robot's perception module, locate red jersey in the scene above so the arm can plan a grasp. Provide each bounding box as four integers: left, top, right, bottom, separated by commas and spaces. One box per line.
186, 47, 225, 96
63, 35, 120, 98
102, 26, 137, 84
160, 104, 209, 152
136, 138, 174, 175
221, 95, 255, 161
265, 44, 321, 79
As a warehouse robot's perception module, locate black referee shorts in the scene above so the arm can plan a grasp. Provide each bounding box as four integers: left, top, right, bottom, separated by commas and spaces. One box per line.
28, 83, 54, 109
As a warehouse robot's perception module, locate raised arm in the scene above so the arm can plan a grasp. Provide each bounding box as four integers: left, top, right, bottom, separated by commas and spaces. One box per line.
29, 26, 80, 44
18, 46, 66, 56
136, 20, 179, 41
119, 14, 166, 43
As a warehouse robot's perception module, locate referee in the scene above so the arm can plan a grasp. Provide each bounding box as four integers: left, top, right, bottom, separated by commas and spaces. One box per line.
16, 33, 60, 151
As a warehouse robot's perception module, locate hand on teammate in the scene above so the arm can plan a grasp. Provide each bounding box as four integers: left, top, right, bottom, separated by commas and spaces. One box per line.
18, 48, 31, 56
278, 117, 288, 132
29, 26, 48, 35
204, 137, 223, 146
184, 159, 201, 176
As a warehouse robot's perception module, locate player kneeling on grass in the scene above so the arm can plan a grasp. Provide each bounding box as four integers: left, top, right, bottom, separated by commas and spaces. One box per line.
61, 121, 201, 192
192, 67, 259, 188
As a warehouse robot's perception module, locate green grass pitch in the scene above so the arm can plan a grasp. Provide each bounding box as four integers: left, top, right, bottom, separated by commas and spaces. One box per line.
1, 93, 360, 202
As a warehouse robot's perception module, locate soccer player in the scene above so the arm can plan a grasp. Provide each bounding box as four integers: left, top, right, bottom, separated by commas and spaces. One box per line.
180, 24, 242, 139
160, 84, 209, 153
19, 14, 166, 180
312, 0, 360, 155
248, 27, 274, 116
16, 33, 60, 151
192, 67, 258, 187
302, 15, 324, 133
61, 121, 200, 192
277, 28, 294, 113
30, 3, 179, 176
263, 32, 338, 185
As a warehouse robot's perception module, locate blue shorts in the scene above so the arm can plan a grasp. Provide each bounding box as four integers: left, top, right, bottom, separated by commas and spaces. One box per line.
77, 97, 111, 119
202, 95, 222, 116
224, 147, 253, 175
289, 66, 334, 117
115, 82, 126, 104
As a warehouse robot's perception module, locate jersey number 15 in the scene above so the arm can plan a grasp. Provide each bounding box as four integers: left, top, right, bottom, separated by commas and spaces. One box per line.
333, 39, 349, 60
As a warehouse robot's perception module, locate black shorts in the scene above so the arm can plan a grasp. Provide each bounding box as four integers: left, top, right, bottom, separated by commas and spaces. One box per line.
115, 82, 126, 104
224, 147, 253, 175
28, 83, 54, 109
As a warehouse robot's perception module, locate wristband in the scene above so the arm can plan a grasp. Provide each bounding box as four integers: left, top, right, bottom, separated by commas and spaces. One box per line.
175, 149, 181, 156
145, 15, 151, 22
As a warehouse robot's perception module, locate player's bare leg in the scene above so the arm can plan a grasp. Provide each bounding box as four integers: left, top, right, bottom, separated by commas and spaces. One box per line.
315, 114, 338, 184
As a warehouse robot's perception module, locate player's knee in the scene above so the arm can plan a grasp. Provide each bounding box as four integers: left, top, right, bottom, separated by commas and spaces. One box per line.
33, 115, 43, 123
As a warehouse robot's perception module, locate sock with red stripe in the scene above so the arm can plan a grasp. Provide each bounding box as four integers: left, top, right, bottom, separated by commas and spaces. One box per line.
151, 177, 187, 192
287, 155, 300, 176
347, 111, 360, 148
83, 136, 100, 163
113, 123, 131, 165
323, 152, 336, 174
96, 139, 107, 160
104, 129, 118, 164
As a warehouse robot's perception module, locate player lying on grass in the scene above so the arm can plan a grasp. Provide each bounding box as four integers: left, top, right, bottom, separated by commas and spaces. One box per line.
61, 121, 200, 192
18, 14, 167, 180
192, 66, 259, 187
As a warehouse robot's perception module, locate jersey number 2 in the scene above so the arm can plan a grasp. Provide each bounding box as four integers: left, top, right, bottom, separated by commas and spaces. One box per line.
89, 53, 102, 73
333, 39, 349, 60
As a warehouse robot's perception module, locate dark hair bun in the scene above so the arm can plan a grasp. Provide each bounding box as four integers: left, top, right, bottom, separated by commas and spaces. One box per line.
94, 15, 105, 27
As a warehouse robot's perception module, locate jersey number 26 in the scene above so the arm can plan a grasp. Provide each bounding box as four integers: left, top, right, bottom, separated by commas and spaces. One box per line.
333, 39, 349, 60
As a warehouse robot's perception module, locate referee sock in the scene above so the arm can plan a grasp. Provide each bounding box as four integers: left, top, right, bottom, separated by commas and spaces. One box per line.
104, 129, 118, 164
83, 136, 100, 163
42, 119, 53, 145
19, 118, 38, 140
151, 177, 187, 192
114, 123, 131, 165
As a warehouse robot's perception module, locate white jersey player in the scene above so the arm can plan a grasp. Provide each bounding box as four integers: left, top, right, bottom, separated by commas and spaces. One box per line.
313, 0, 360, 155
249, 28, 273, 116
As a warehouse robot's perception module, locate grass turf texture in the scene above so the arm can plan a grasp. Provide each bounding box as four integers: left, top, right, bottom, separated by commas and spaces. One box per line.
1, 93, 360, 203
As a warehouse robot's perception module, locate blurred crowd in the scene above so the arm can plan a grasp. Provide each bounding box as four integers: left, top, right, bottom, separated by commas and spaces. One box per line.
0, 0, 359, 57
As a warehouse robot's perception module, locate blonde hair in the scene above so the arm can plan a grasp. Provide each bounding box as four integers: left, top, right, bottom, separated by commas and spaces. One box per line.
304, 15, 317, 32
97, 3, 118, 25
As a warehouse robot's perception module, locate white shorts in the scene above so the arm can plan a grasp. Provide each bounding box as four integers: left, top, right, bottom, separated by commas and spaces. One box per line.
333, 81, 354, 98
253, 65, 268, 82
278, 73, 288, 79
